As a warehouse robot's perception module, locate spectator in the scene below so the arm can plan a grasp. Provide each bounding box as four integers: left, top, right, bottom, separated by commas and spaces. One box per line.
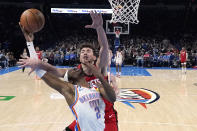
136, 52, 144, 67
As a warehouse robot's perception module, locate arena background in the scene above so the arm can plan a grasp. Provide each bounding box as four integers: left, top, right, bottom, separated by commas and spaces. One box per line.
1, 1, 197, 131
0, 0, 197, 68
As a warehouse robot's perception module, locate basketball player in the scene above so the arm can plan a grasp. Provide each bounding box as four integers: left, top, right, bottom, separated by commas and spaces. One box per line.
18, 11, 119, 131
20, 48, 116, 130
180, 47, 187, 73
36, 46, 42, 60
115, 47, 123, 76
20, 48, 28, 72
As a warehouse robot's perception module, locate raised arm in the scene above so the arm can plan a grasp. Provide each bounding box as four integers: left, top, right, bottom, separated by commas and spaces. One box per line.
96, 26, 109, 75
19, 22, 67, 77
19, 54, 68, 78
39, 61, 67, 77
85, 12, 109, 76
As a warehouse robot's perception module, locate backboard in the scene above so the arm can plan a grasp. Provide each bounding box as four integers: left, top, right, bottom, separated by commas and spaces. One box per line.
106, 20, 130, 35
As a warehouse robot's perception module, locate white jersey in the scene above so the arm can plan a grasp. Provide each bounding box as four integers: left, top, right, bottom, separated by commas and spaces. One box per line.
116, 51, 123, 60
115, 51, 123, 65
71, 85, 106, 131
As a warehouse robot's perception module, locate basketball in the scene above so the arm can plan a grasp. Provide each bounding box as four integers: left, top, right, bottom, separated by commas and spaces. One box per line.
20, 8, 45, 33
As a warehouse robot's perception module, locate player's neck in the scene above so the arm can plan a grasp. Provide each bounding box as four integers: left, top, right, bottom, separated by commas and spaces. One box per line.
81, 64, 93, 76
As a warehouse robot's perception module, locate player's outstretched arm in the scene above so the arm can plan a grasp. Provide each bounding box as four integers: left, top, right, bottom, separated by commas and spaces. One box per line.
39, 61, 67, 77
19, 22, 67, 78
18, 57, 68, 77
85, 11, 109, 76
19, 22, 34, 42
41, 72, 75, 106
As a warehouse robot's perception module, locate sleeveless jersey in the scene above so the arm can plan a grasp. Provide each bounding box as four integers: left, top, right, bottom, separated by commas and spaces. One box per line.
77, 65, 118, 124
65, 65, 118, 131
116, 51, 123, 60
71, 85, 106, 131
180, 50, 186, 63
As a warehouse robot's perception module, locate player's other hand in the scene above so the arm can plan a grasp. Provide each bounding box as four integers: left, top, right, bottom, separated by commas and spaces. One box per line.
19, 22, 34, 42
110, 74, 119, 96
82, 60, 103, 79
18, 57, 41, 75
85, 11, 103, 30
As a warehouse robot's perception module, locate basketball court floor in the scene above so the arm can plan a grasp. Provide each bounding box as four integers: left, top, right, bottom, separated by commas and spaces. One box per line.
0, 66, 197, 131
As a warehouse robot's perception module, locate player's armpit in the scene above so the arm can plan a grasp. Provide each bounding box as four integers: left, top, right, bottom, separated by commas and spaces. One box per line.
42, 72, 75, 106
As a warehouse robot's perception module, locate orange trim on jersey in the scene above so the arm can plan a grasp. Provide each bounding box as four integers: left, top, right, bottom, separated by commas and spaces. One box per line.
70, 86, 81, 131
70, 85, 79, 108
71, 107, 81, 131
76, 122, 81, 131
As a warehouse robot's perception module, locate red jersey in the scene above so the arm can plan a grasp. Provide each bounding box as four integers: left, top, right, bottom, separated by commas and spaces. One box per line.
36, 51, 42, 60
180, 50, 186, 63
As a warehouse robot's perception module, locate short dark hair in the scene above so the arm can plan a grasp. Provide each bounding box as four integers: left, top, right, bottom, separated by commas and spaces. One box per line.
80, 44, 98, 57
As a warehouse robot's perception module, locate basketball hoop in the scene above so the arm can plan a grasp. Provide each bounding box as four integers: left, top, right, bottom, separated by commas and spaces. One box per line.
108, 0, 141, 24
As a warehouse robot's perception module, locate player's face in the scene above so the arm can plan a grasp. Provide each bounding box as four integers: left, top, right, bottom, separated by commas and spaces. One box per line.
80, 47, 96, 63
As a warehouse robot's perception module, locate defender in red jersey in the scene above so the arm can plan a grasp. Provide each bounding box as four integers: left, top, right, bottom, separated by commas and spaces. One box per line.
35, 46, 42, 60
180, 47, 187, 74
18, 11, 118, 131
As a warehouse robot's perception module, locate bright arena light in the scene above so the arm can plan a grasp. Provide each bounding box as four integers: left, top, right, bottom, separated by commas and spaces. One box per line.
51, 8, 113, 14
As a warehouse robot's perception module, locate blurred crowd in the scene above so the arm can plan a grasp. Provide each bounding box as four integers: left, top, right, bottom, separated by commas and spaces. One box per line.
29, 34, 197, 69
119, 35, 197, 68
35, 35, 100, 67
0, 49, 17, 69
1, 32, 197, 69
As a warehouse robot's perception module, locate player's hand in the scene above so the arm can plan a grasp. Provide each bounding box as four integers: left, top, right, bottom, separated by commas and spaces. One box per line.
18, 57, 40, 75
19, 22, 34, 42
110, 74, 119, 95
82, 60, 103, 79
85, 11, 103, 30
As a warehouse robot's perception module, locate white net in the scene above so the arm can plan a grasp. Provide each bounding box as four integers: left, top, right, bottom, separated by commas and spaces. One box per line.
108, 0, 141, 24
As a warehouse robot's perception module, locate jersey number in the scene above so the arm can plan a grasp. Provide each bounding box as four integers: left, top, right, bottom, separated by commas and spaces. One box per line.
95, 107, 101, 119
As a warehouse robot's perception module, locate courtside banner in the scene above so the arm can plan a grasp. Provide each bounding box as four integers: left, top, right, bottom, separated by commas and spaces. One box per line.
51, 8, 113, 14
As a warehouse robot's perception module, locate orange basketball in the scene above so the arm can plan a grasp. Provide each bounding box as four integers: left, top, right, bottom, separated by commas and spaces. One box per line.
20, 8, 45, 33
